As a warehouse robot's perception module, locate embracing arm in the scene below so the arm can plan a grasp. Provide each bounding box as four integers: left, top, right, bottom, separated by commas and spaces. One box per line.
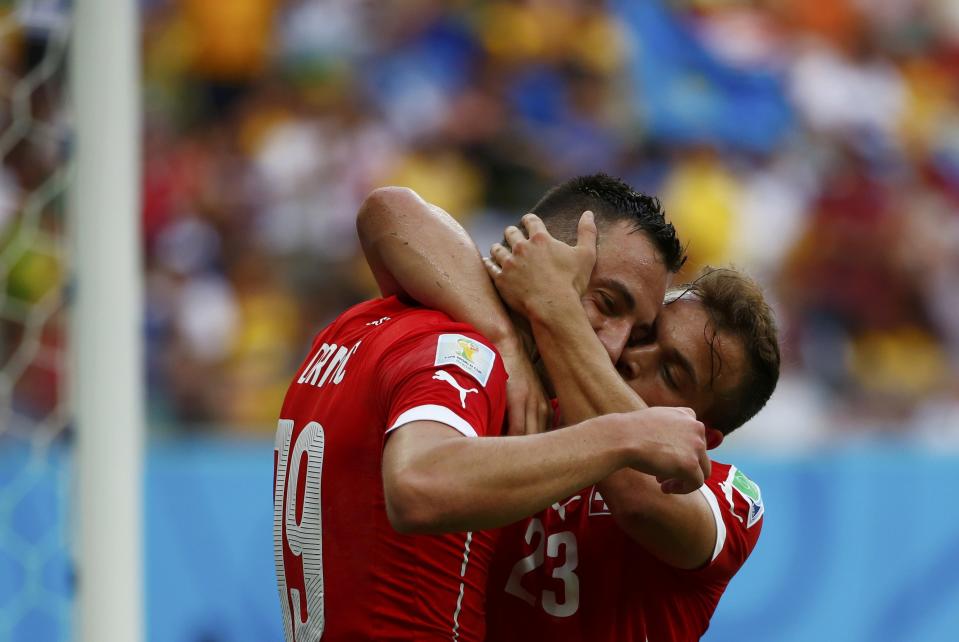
357, 187, 549, 434
529, 306, 717, 569
357, 187, 502, 323
381, 406, 706, 534
488, 214, 717, 569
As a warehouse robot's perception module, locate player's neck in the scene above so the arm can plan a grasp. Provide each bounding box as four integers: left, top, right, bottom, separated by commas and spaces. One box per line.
507, 309, 535, 359
508, 309, 553, 394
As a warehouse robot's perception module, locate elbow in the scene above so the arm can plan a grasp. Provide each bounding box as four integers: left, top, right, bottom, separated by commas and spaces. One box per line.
612, 505, 647, 534
385, 498, 433, 535
384, 469, 446, 535
604, 491, 652, 531
357, 186, 420, 233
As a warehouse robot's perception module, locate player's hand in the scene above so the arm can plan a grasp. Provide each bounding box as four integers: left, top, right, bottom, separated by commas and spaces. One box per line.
484, 212, 597, 321
498, 340, 552, 436
622, 407, 711, 494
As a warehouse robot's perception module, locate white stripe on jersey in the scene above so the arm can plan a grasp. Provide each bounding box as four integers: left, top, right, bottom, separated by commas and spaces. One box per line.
450, 531, 473, 641
698, 485, 728, 562
387, 404, 479, 438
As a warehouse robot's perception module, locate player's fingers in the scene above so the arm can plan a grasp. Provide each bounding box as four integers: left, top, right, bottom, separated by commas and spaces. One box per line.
503, 225, 526, 250
661, 477, 700, 495
676, 406, 696, 418
521, 212, 548, 237
483, 257, 502, 277
490, 243, 511, 265
576, 211, 597, 251
525, 399, 540, 436
699, 449, 712, 482
530, 394, 551, 435
506, 402, 525, 436
660, 479, 682, 494
504, 225, 526, 249
540, 398, 552, 435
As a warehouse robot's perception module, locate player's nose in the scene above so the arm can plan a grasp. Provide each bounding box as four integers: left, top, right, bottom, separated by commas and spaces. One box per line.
597, 320, 631, 365
618, 343, 658, 381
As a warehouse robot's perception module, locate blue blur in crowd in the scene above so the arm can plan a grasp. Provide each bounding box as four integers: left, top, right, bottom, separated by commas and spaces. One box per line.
614, 0, 794, 153
365, 16, 479, 123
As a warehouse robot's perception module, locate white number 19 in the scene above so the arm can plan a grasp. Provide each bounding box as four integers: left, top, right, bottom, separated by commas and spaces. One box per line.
274, 419, 326, 641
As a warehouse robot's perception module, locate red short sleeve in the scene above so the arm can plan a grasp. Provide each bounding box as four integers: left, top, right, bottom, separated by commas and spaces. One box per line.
380, 330, 508, 439
698, 464, 764, 578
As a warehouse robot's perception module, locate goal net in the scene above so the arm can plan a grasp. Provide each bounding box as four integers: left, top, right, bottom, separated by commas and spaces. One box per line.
0, 2, 73, 641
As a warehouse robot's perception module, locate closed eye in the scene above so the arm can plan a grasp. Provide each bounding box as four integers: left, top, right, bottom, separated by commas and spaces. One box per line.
594, 278, 636, 315
598, 292, 616, 315
627, 330, 650, 348
627, 322, 655, 348
661, 364, 678, 390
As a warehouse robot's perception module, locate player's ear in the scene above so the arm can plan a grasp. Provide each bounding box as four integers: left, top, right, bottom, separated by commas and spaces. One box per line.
705, 427, 724, 450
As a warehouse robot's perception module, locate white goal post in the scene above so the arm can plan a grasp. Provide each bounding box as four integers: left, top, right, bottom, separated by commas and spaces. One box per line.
70, 0, 144, 641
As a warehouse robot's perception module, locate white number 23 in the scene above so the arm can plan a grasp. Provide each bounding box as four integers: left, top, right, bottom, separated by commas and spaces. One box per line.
504, 518, 580, 617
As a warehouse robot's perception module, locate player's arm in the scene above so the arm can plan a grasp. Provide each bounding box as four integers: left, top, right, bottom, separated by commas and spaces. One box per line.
487, 214, 717, 569
356, 186, 550, 435
381, 406, 708, 534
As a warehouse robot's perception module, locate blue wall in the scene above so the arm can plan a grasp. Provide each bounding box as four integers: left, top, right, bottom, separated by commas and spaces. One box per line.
0, 444, 72, 642
3, 441, 959, 641
145, 441, 959, 642
146, 440, 280, 642
703, 449, 959, 642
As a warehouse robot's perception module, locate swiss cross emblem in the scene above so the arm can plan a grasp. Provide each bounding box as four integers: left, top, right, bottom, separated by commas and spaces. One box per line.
588, 486, 611, 516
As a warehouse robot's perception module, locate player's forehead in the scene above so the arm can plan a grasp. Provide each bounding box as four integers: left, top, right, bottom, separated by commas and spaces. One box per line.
659, 299, 746, 398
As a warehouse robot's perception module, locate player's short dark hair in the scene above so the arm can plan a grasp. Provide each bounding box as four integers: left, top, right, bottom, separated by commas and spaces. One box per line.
529, 173, 687, 273
669, 267, 780, 435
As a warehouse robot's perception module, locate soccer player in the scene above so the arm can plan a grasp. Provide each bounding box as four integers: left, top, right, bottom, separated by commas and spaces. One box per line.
361, 182, 780, 640
273, 179, 712, 641
357, 175, 689, 437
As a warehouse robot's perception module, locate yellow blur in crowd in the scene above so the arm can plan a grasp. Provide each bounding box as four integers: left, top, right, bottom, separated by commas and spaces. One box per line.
3, 0, 958, 437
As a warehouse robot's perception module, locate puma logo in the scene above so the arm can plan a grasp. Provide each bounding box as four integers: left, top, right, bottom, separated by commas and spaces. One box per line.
432, 370, 478, 409
551, 495, 582, 521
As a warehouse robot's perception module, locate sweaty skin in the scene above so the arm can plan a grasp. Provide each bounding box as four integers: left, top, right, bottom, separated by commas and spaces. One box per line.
360, 188, 739, 569
488, 213, 747, 568
383, 406, 711, 534
358, 186, 672, 432
356, 189, 712, 538
358, 187, 551, 435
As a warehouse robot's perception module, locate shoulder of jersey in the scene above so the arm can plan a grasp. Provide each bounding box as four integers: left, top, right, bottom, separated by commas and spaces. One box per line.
348, 299, 501, 384
333, 298, 445, 338
354, 299, 489, 345
346, 298, 461, 333
710, 460, 764, 530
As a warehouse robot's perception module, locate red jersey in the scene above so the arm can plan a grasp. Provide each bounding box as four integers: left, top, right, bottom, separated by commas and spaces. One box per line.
485, 461, 764, 641
273, 297, 508, 642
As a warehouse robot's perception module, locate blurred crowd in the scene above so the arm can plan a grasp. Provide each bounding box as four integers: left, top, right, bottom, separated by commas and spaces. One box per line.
4, 0, 959, 446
